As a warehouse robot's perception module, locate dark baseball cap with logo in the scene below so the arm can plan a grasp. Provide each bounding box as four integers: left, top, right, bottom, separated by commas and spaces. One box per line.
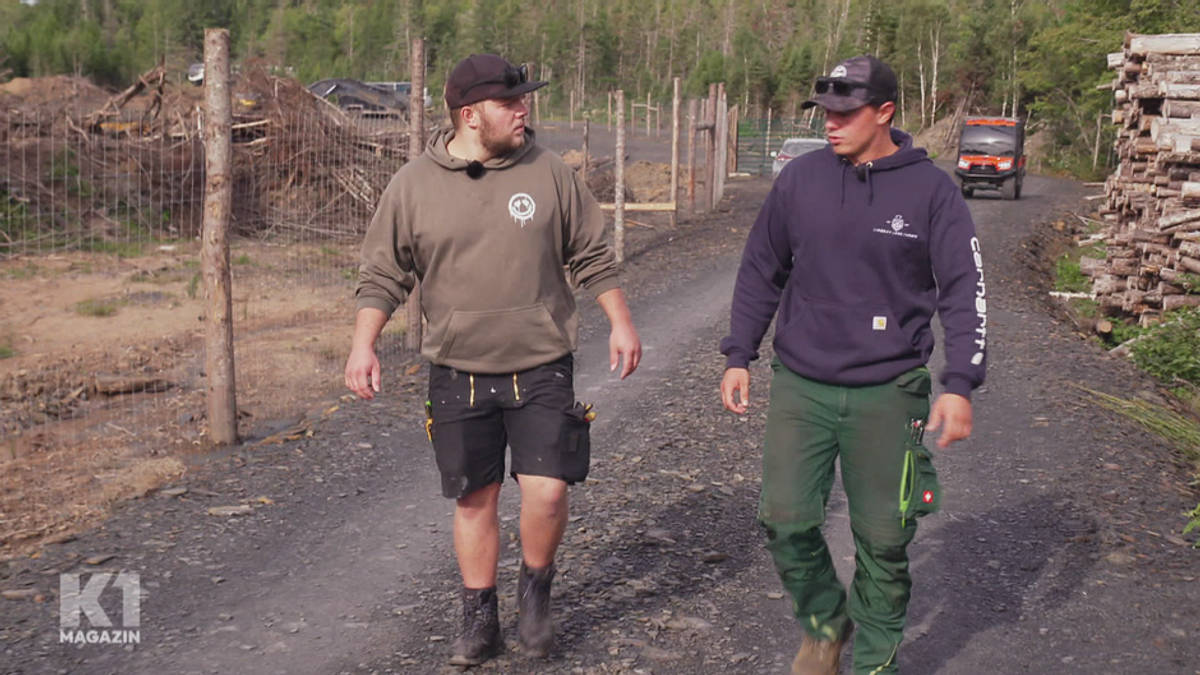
801, 55, 898, 112
444, 54, 548, 109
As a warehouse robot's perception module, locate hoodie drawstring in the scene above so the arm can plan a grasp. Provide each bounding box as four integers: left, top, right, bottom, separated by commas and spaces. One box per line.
853, 161, 876, 205
840, 159, 849, 208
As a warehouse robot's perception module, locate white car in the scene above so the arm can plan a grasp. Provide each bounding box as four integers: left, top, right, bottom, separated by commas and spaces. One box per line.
771, 138, 827, 178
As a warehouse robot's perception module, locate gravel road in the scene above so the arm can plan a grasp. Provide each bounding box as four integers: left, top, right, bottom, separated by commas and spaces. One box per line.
2, 140, 1197, 675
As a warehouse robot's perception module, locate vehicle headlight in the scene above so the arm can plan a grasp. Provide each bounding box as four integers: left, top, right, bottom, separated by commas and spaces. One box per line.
998, 160, 1013, 171
957, 158, 970, 170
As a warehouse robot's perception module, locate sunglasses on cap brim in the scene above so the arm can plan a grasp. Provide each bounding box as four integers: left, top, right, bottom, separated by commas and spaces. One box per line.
462, 64, 529, 99
814, 77, 870, 97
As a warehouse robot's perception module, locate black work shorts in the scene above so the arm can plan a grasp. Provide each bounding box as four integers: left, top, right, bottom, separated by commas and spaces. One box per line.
426, 354, 591, 500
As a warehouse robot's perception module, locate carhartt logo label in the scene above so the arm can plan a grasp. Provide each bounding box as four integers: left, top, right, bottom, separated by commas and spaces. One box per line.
873, 214, 918, 239
830, 65, 848, 78
971, 236, 987, 364
59, 572, 142, 645
508, 192, 536, 227
872, 316, 887, 331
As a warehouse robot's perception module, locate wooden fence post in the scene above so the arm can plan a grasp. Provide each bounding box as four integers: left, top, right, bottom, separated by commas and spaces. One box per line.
645, 91, 651, 138
700, 83, 710, 210
406, 38, 426, 353
671, 77, 680, 227
714, 83, 727, 208
202, 28, 238, 445
728, 104, 739, 175
766, 107, 773, 174
582, 118, 590, 177
687, 98, 697, 213
615, 90, 626, 263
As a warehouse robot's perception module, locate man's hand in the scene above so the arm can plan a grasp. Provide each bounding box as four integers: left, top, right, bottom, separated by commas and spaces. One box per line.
609, 322, 642, 379
596, 288, 641, 379
721, 367, 750, 414
927, 393, 972, 448
344, 345, 382, 400
345, 307, 389, 400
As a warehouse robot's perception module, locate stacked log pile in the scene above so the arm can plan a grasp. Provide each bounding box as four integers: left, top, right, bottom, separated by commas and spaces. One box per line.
1092, 33, 1200, 323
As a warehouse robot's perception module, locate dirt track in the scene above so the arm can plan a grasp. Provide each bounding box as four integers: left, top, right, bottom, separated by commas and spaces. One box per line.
1, 153, 1198, 674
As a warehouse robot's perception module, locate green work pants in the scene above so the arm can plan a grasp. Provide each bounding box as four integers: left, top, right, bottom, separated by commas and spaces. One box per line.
759, 358, 940, 675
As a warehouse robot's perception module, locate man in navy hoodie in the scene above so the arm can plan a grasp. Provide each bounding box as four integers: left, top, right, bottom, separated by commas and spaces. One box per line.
720, 56, 986, 675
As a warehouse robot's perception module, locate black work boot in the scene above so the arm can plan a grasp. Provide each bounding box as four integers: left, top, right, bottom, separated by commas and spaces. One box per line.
517, 562, 556, 657
448, 587, 502, 666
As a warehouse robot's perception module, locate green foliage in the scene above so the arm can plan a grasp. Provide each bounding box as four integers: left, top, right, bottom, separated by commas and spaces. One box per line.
1185, 504, 1200, 547
1076, 384, 1200, 542
75, 297, 124, 317
4, 0, 1200, 179
1111, 319, 1147, 346
186, 271, 201, 299
233, 253, 252, 265
1128, 310, 1200, 385
1054, 254, 1091, 294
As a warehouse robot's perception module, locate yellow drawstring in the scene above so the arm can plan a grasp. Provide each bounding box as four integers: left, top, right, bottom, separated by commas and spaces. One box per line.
512, 373, 521, 401
469, 374, 475, 407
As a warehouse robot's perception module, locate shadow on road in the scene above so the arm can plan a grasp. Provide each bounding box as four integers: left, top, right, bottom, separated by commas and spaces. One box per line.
902, 493, 1099, 674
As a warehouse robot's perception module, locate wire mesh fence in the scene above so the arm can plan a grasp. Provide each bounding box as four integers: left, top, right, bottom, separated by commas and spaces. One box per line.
735, 115, 824, 177
0, 72, 414, 555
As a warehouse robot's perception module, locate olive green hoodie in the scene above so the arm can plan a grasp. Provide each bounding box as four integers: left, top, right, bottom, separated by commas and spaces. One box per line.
355, 126, 620, 374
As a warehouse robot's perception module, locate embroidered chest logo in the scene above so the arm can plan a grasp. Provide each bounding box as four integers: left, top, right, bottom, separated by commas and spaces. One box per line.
508, 192, 536, 227
873, 214, 919, 240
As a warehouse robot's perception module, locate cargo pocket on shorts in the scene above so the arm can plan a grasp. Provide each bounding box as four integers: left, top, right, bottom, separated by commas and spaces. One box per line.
899, 442, 941, 525
560, 402, 593, 485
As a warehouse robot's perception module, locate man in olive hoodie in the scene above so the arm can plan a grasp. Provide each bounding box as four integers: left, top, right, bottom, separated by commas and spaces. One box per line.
720, 56, 985, 675
345, 54, 641, 665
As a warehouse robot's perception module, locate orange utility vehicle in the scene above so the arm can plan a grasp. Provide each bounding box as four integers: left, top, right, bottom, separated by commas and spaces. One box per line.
954, 117, 1026, 200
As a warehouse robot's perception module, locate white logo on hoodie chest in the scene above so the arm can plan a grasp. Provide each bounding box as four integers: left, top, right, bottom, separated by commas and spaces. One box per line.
872, 214, 919, 240
508, 192, 536, 227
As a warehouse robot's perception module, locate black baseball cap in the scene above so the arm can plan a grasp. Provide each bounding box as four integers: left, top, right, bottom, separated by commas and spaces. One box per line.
801, 55, 898, 112
444, 54, 548, 109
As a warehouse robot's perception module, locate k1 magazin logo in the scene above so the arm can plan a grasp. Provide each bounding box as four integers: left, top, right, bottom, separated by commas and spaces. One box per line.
59, 572, 142, 645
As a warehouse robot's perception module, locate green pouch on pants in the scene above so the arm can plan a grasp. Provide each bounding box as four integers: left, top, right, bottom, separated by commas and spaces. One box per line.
898, 422, 940, 526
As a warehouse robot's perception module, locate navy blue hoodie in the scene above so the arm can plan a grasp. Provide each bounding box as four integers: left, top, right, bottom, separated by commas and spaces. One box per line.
720, 128, 986, 399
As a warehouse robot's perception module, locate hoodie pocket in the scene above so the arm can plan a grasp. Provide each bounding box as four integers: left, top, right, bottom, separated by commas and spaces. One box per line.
783, 298, 913, 362
436, 303, 570, 364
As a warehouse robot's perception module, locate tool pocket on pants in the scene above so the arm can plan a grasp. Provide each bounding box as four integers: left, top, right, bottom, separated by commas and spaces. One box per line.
899, 445, 941, 524
559, 403, 592, 484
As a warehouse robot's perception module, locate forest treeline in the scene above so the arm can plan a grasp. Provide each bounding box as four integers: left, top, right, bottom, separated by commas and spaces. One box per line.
1, 0, 1198, 177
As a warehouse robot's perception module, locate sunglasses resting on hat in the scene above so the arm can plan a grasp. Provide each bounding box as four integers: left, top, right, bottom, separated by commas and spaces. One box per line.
814, 78, 871, 97
461, 64, 529, 100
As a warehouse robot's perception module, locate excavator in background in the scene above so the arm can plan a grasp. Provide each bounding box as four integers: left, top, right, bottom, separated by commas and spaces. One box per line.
306, 78, 412, 120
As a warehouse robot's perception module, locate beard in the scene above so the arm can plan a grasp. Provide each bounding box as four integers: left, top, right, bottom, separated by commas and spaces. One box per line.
479, 112, 524, 158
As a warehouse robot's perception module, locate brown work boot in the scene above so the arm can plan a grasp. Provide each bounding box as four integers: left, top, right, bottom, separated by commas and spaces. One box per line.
448, 587, 503, 666
517, 562, 556, 657
791, 633, 846, 675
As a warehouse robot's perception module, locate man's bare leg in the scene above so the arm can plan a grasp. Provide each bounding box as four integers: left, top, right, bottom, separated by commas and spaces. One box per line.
454, 482, 502, 588
517, 475, 568, 566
